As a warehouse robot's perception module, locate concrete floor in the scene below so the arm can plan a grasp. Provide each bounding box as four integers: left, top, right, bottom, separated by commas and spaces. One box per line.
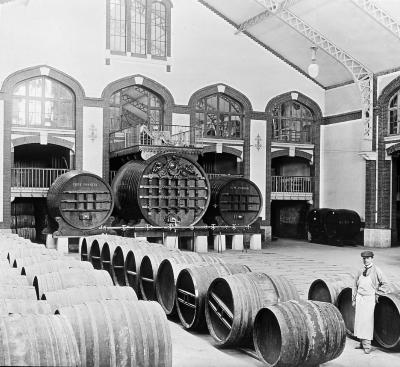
171, 238, 400, 367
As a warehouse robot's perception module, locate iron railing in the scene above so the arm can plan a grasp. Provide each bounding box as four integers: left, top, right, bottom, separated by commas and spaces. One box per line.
11, 168, 69, 188
272, 128, 313, 144
272, 176, 313, 193
110, 123, 204, 152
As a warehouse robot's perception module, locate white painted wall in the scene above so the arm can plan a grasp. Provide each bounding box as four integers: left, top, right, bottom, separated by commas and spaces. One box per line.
82, 107, 103, 176
325, 83, 361, 116
320, 120, 366, 219
249, 119, 266, 218
0, 100, 3, 222
0, 0, 325, 110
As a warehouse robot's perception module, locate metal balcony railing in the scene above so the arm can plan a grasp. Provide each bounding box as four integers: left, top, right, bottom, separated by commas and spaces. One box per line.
109, 123, 204, 152
272, 176, 313, 193
272, 128, 313, 144
11, 168, 69, 188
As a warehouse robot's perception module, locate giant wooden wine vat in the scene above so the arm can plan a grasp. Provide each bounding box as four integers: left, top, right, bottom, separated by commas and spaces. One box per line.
112, 153, 210, 227
47, 170, 114, 231
202, 176, 262, 226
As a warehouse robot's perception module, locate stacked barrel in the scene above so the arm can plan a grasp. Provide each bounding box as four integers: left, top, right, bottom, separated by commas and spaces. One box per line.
0, 232, 172, 367
11, 201, 36, 241
81, 234, 346, 365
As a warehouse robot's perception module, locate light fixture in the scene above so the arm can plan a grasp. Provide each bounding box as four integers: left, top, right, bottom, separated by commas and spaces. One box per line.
307, 46, 319, 78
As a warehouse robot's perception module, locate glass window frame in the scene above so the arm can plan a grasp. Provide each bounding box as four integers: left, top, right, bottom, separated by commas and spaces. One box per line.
11, 77, 75, 130
107, 0, 171, 59
389, 91, 400, 135
194, 93, 244, 140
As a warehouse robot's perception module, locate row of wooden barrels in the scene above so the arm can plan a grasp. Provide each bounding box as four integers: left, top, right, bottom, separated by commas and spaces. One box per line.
308, 273, 400, 350
81, 234, 347, 366
0, 232, 172, 367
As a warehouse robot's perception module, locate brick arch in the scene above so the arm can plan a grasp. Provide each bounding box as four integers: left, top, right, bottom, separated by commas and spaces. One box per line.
386, 143, 400, 155
377, 75, 400, 139
1, 65, 85, 99
202, 145, 242, 158
188, 83, 253, 112
271, 149, 312, 161
12, 136, 75, 151
101, 74, 175, 112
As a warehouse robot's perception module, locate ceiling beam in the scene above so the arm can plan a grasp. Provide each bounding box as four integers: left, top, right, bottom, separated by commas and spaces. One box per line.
255, 1, 373, 141
350, 0, 400, 39
236, 0, 301, 34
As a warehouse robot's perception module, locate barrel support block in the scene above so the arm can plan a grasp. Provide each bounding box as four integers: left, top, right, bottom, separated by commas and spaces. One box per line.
364, 228, 391, 248
232, 234, 244, 251
213, 234, 226, 252
164, 235, 178, 250
250, 234, 262, 250
194, 235, 208, 253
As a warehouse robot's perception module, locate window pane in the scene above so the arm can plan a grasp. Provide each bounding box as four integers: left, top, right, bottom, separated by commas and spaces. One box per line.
390, 94, 398, 108
151, 2, 166, 56
28, 79, 42, 98
14, 83, 26, 96
44, 100, 54, 126
28, 100, 41, 125
131, 0, 146, 54
12, 98, 26, 125
45, 79, 73, 100
110, 0, 126, 52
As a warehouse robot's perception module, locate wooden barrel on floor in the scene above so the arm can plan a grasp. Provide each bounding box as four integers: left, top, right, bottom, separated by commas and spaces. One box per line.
253, 300, 346, 366
308, 273, 354, 305
56, 300, 172, 367
34, 269, 113, 299
88, 238, 102, 269
337, 286, 355, 337
176, 263, 251, 330
0, 269, 29, 286
42, 285, 138, 313
205, 272, 299, 347
0, 314, 80, 366
374, 293, 400, 349
0, 285, 37, 300
8, 247, 61, 267
22, 260, 94, 284
124, 243, 164, 294
12, 254, 68, 269
100, 240, 132, 282
155, 253, 223, 315
0, 299, 51, 315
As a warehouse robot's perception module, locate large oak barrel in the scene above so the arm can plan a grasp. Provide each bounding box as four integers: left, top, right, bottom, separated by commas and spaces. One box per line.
176, 263, 251, 330
336, 286, 355, 337
253, 300, 346, 366
374, 293, 400, 349
324, 209, 362, 244
56, 300, 172, 367
306, 208, 332, 242
112, 153, 210, 226
0, 314, 80, 366
155, 253, 223, 315
0, 299, 51, 315
42, 285, 138, 313
33, 269, 113, 299
203, 176, 262, 226
0, 285, 37, 300
21, 259, 94, 284
308, 273, 354, 305
205, 272, 299, 347
47, 170, 114, 230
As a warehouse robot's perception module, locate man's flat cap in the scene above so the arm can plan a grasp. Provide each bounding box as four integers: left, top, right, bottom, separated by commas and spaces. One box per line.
361, 250, 374, 258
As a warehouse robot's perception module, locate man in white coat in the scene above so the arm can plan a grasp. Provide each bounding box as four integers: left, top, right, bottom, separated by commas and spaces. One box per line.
352, 250, 389, 354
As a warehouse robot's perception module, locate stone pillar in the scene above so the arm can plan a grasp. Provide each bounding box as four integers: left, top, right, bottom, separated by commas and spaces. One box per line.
164, 235, 178, 250
56, 237, 69, 254
46, 234, 56, 249
213, 234, 226, 252
194, 235, 208, 253
232, 234, 244, 251
250, 234, 262, 250
364, 229, 391, 248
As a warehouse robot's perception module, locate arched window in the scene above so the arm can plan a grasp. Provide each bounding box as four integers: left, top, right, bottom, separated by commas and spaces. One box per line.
108, 0, 171, 58
389, 91, 399, 135
194, 93, 244, 139
12, 77, 75, 129
109, 85, 164, 132
272, 100, 314, 143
